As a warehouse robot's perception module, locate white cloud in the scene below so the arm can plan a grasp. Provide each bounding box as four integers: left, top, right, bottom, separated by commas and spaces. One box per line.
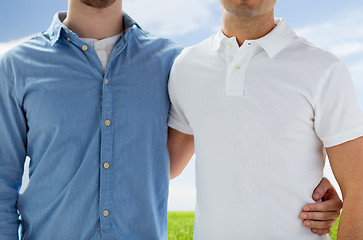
0, 36, 32, 55
295, 11, 363, 58
168, 184, 196, 211
123, 0, 218, 37
168, 156, 196, 211
349, 61, 363, 88
330, 41, 363, 57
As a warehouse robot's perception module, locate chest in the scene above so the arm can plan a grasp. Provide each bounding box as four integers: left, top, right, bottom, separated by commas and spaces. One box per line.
179, 59, 316, 139
20, 57, 170, 133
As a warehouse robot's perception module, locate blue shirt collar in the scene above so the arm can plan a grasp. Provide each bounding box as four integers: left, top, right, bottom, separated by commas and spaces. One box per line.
46, 11, 142, 46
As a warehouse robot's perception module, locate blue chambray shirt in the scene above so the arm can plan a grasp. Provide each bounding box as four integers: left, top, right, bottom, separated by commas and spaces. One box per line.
0, 12, 182, 240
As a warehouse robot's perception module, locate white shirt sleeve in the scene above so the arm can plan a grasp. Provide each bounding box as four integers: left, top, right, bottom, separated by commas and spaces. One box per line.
314, 60, 363, 147
168, 62, 194, 135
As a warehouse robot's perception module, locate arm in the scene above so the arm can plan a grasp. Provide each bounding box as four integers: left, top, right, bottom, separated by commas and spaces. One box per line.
306, 60, 363, 237
168, 127, 194, 179
0, 69, 27, 239
300, 177, 342, 235
325, 136, 363, 239
167, 56, 194, 179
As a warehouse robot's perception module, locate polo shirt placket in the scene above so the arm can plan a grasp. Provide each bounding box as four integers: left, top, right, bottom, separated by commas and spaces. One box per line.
224, 40, 257, 96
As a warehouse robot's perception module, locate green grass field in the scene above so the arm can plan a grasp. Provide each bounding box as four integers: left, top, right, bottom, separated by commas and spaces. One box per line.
168, 212, 339, 240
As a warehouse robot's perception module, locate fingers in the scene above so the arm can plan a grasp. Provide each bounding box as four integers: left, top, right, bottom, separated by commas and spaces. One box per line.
300, 211, 340, 221
311, 227, 332, 235
304, 178, 341, 236
312, 178, 331, 201
302, 219, 336, 229
303, 199, 343, 212
300, 211, 338, 234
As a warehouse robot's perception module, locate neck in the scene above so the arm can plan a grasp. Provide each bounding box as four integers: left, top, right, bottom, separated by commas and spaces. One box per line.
222, 10, 275, 47
63, 0, 123, 40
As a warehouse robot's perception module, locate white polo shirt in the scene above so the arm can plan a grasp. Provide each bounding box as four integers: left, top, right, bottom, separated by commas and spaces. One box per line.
168, 18, 363, 240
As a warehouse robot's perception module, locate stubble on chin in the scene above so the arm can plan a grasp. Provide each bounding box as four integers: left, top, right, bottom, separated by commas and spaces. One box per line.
230, 5, 262, 17
221, 0, 265, 17
80, 0, 117, 9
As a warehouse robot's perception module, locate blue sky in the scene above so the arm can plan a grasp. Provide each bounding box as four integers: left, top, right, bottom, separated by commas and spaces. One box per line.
1, 1, 363, 210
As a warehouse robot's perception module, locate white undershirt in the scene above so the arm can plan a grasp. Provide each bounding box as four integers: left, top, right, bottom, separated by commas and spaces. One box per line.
81, 33, 122, 73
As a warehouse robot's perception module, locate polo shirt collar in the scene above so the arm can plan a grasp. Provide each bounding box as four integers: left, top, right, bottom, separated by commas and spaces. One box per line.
46, 11, 142, 46
211, 18, 296, 58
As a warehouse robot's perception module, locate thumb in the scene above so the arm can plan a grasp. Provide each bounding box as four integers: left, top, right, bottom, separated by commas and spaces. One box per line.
312, 177, 330, 201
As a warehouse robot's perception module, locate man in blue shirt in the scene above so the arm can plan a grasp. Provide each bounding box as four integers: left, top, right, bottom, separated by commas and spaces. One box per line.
0, 0, 342, 239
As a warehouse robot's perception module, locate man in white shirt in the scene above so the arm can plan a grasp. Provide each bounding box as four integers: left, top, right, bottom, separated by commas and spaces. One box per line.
167, 0, 363, 239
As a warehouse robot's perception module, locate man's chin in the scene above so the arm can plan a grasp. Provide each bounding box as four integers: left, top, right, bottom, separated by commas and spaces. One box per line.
80, 0, 117, 9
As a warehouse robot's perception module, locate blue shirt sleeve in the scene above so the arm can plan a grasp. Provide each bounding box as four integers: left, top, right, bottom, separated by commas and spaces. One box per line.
0, 66, 27, 239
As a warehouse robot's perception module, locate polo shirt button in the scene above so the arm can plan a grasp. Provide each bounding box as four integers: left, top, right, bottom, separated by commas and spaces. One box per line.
82, 45, 88, 51
103, 210, 109, 216
105, 120, 111, 126
105, 79, 109, 85
234, 65, 241, 70
67, 37, 71, 42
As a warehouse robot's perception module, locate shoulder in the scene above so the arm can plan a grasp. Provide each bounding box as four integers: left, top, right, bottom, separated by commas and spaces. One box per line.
284, 35, 342, 70
172, 36, 213, 73
168, 36, 213, 91
177, 37, 212, 62
0, 33, 51, 96
132, 28, 183, 58
284, 36, 353, 105
0, 33, 49, 73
